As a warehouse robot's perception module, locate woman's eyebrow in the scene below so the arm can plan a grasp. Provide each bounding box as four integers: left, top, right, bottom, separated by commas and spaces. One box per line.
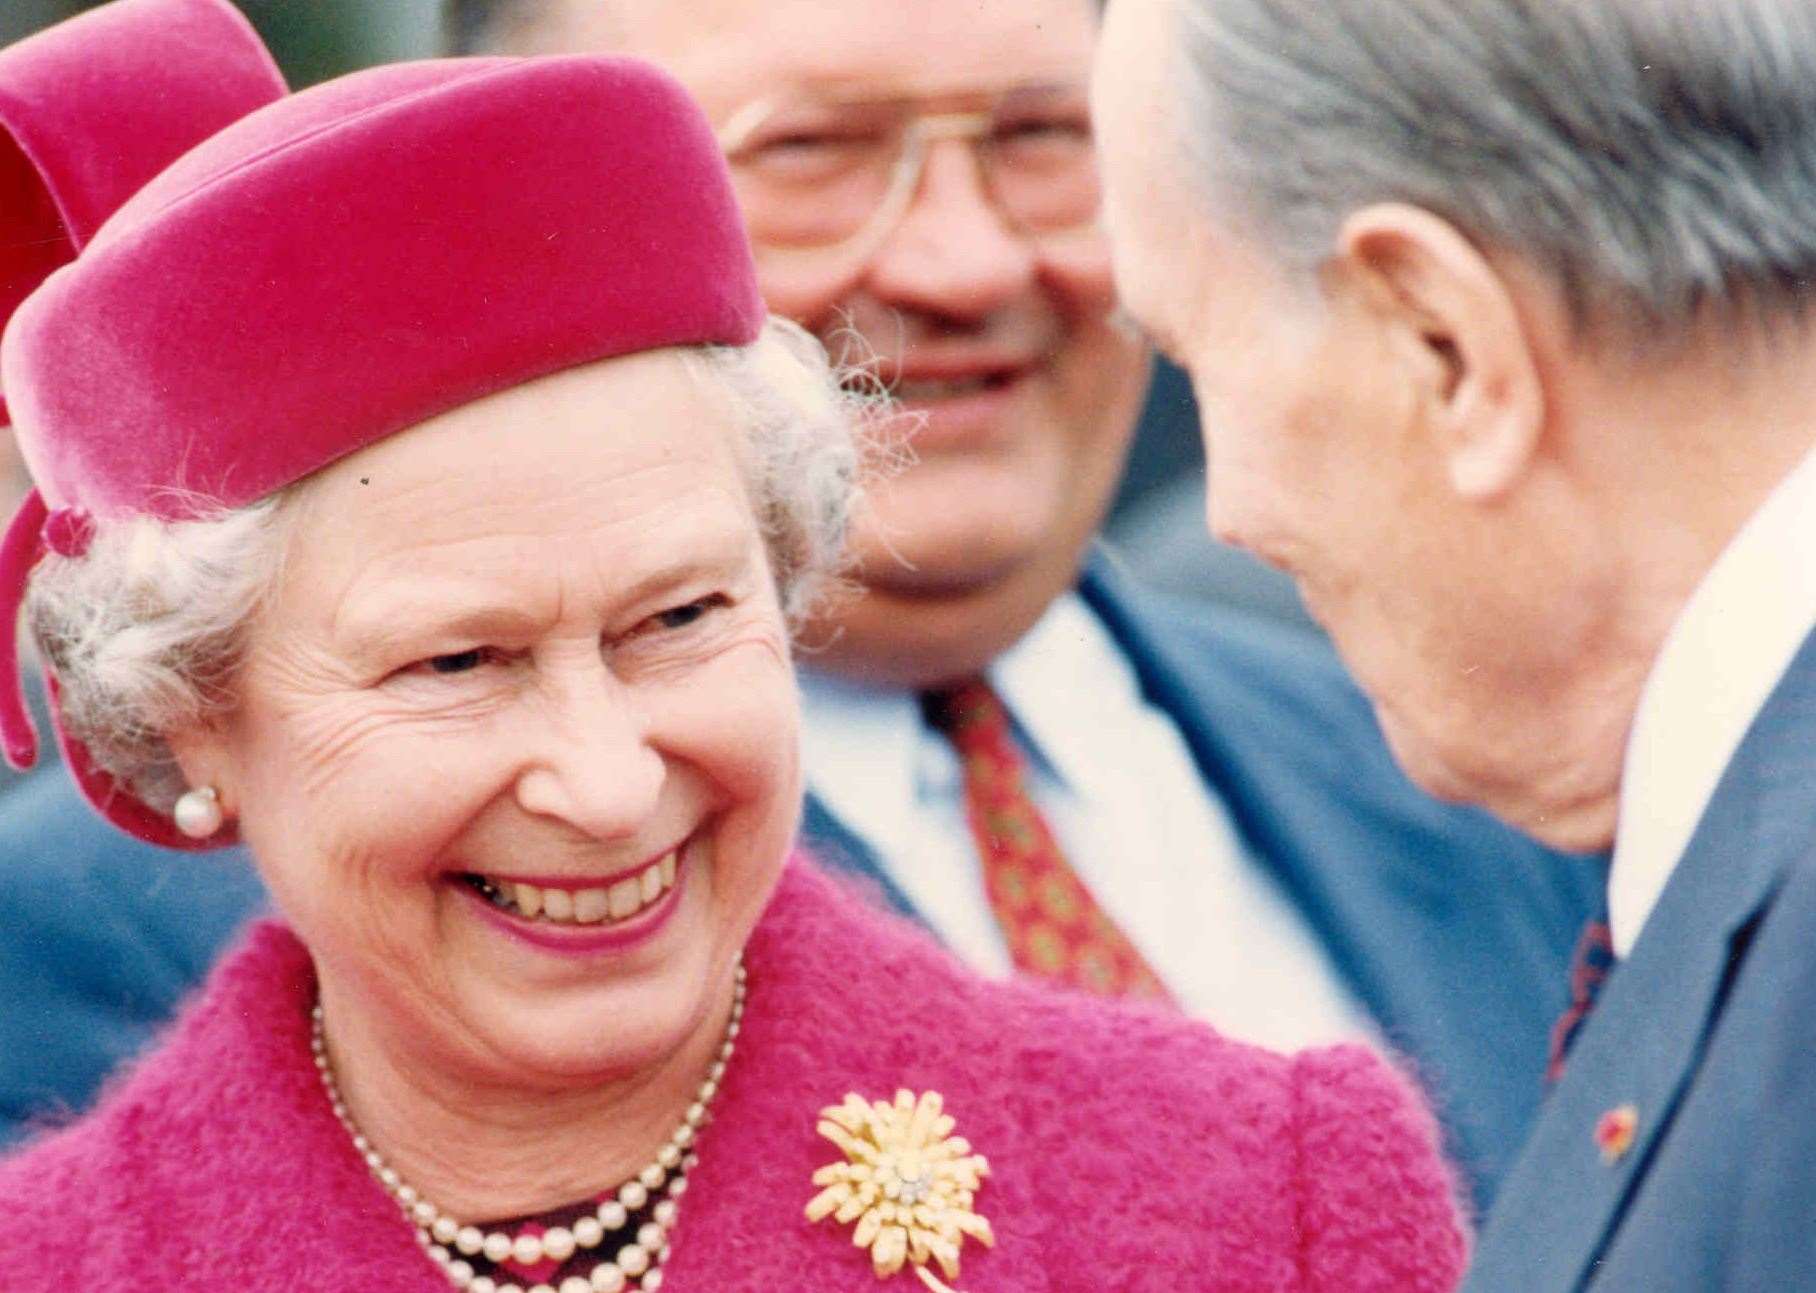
332, 547, 751, 658
333, 599, 551, 660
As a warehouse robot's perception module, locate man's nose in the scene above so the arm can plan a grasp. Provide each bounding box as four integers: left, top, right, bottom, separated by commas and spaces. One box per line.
514, 670, 663, 840
862, 139, 1038, 323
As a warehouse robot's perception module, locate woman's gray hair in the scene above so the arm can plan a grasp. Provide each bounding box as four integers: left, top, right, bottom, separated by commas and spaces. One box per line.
26, 316, 872, 815
1170, 0, 1816, 341
682, 320, 868, 626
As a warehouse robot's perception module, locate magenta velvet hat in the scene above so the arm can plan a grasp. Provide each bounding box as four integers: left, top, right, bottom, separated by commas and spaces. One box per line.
0, 40, 764, 846
0, 0, 286, 427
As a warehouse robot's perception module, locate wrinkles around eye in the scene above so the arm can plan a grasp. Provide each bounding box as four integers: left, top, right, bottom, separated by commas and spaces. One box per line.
393, 595, 734, 684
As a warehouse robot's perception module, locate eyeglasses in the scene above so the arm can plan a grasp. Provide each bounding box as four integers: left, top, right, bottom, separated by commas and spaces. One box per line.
715, 81, 1102, 265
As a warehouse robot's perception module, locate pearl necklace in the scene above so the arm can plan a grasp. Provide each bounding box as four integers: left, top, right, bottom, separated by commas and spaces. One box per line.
312, 961, 746, 1293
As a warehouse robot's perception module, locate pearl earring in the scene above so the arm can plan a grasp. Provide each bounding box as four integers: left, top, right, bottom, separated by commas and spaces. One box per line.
173, 785, 224, 839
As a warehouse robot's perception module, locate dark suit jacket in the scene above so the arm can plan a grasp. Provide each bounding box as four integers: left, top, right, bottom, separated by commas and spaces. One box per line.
1465, 626, 1816, 1289
0, 551, 1604, 1214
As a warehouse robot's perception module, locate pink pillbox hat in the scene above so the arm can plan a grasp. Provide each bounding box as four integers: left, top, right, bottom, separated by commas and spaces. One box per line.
0, 0, 286, 426
0, 11, 764, 846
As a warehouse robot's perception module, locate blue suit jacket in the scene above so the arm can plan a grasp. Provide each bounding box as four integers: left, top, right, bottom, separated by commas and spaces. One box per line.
0, 551, 1603, 1215
1465, 626, 1816, 1290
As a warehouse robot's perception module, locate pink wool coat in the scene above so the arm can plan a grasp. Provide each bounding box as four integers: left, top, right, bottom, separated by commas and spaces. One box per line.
0, 861, 1466, 1290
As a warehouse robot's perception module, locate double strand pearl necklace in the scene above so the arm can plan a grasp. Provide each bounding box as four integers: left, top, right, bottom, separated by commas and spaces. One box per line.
312, 962, 746, 1293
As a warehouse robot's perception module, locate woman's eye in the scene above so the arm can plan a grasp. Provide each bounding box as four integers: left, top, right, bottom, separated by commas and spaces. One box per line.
650, 595, 729, 633
425, 649, 485, 675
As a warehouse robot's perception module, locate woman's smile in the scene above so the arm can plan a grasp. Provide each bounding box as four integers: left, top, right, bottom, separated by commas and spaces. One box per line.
463, 846, 682, 925
453, 837, 697, 958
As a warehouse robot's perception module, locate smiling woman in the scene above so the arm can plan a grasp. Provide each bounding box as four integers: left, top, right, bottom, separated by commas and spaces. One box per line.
30, 336, 845, 1099
0, 2, 1466, 1290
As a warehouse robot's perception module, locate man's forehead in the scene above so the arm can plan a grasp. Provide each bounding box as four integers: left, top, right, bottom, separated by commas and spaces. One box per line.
605, 0, 1097, 111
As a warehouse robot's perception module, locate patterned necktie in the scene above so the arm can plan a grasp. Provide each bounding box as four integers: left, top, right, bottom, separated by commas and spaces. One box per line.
1546, 917, 1615, 1083
921, 678, 1173, 1003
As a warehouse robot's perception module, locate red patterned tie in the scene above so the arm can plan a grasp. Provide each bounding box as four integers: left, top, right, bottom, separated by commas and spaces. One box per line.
922, 679, 1173, 1003
1546, 917, 1615, 1083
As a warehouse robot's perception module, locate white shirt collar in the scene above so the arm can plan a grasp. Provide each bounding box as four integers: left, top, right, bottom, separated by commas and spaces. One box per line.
794, 595, 1105, 833
795, 592, 1371, 1045
795, 663, 924, 863
1609, 446, 1816, 956
989, 592, 1143, 797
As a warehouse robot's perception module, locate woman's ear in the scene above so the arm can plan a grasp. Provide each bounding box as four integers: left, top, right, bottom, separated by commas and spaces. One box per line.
1335, 202, 1547, 501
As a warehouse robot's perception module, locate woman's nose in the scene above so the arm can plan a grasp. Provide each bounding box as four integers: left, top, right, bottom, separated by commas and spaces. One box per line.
513, 672, 664, 839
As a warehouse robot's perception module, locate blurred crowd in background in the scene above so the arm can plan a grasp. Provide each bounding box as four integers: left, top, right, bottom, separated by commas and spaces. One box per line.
0, 0, 1307, 629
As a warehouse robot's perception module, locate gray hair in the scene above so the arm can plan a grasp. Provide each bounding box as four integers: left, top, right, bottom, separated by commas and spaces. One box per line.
26, 318, 871, 815
1169, 0, 1816, 340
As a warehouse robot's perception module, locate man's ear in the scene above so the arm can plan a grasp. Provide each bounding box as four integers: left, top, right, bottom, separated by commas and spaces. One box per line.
1335, 202, 1546, 500
165, 719, 240, 821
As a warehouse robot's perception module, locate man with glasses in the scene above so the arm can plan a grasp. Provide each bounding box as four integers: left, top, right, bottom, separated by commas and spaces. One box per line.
0, 0, 1601, 1211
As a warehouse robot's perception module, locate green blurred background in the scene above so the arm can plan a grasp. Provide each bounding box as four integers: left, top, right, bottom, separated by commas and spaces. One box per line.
1, 0, 440, 85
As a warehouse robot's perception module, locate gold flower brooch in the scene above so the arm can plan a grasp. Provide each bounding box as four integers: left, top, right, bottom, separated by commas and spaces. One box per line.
806, 1089, 995, 1292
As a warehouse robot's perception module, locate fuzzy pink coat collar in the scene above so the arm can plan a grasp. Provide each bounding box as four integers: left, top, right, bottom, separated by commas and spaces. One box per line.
0, 859, 1465, 1291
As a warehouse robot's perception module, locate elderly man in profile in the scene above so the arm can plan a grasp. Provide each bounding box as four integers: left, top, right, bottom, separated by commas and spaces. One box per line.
0, 0, 1600, 1209
1094, 0, 1816, 1285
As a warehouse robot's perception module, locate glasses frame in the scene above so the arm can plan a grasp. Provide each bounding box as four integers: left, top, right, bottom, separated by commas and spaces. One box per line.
715, 83, 1099, 267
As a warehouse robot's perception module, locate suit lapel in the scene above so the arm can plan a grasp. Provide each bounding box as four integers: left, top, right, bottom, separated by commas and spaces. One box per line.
1468, 631, 1816, 1291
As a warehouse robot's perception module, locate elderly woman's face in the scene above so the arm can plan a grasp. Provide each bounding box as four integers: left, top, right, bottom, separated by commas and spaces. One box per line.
182, 349, 800, 1084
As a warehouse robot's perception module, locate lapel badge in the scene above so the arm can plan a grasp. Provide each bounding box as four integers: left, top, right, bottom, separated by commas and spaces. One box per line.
806, 1089, 995, 1292
1594, 1103, 1639, 1164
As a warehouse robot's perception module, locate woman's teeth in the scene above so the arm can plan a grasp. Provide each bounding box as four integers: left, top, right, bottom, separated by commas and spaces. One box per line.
468, 852, 678, 926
